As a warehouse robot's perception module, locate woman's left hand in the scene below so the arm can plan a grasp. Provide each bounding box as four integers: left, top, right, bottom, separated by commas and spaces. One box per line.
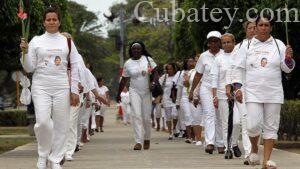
286, 45, 293, 60
70, 93, 79, 107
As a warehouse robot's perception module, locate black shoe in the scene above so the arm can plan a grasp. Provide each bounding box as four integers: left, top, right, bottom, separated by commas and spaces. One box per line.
205, 145, 214, 154
75, 145, 80, 152
225, 150, 233, 159
173, 132, 180, 138
233, 146, 242, 157
89, 129, 94, 136
95, 128, 99, 133
182, 130, 187, 138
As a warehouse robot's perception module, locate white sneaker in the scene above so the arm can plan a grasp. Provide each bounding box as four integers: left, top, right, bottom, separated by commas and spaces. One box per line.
178, 131, 184, 138
37, 157, 47, 169
79, 142, 84, 147
249, 153, 260, 166
51, 162, 62, 169
195, 141, 203, 146
65, 154, 74, 161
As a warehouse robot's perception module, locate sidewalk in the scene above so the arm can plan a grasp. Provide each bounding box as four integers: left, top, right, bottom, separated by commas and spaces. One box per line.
0, 106, 299, 169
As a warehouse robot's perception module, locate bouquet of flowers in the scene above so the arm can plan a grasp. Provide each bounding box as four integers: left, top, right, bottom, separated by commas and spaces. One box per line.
18, 0, 30, 63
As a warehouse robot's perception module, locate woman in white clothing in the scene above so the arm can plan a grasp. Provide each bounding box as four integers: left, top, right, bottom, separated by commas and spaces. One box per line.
211, 33, 244, 159
121, 86, 131, 125
159, 63, 179, 140
95, 77, 110, 132
189, 31, 224, 154
117, 41, 158, 150
20, 6, 82, 169
232, 15, 295, 169
176, 58, 203, 145
224, 21, 256, 165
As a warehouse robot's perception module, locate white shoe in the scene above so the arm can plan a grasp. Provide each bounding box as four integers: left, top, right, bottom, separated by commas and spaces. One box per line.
79, 142, 84, 147
192, 141, 197, 144
195, 141, 203, 146
266, 160, 277, 169
37, 157, 47, 169
51, 162, 62, 169
249, 153, 260, 166
178, 131, 184, 138
65, 154, 74, 161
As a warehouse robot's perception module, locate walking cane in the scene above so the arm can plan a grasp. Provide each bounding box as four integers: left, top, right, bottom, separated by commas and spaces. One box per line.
225, 85, 234, 159
285, 0, 290, 46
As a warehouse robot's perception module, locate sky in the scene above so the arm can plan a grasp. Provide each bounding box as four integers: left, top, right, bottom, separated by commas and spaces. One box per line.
71, 0, 126, 37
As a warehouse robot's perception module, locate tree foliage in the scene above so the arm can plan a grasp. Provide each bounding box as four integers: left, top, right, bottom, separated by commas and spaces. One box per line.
0, 0, 73, 71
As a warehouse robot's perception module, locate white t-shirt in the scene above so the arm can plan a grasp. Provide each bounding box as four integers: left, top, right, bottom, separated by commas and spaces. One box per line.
122, 55, 157, 94
22, 31, 81, 94
211, 52, 231, 100
177, 69, 196, 101
195, 50, 224, 88
121, 91, 130, 104
96, 85, 109, 105
159, 74, 175, 107
232, 36, 295, 103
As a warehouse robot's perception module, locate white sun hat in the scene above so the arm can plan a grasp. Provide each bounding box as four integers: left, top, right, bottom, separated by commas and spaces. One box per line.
207, 31, 222, 39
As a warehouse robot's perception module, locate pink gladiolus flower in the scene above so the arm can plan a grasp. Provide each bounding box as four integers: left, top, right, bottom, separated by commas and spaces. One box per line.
148, 67, 153, 74
18, 12, 28, 20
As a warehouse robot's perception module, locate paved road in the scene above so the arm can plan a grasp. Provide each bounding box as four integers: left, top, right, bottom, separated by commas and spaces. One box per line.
0, 106, 300, 169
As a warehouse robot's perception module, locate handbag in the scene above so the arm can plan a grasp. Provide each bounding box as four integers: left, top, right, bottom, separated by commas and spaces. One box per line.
170, 71, 182, 104
20, 75, 31, 105
145, 56, 164, 98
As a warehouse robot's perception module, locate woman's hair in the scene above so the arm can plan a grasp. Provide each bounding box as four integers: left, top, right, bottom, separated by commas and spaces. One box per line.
97, 77, 104, 83
255, 13, 274, 26
221, 33, 236, 43
165, 62, 178, 73
55, 56, 60, 60
243, 21, 254, 31
128, 40, 152, 58
43, 4, 61, 21
182, 58, 194, 71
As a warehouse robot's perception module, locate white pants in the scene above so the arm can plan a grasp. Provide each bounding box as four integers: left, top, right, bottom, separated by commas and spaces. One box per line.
91, 107, 96, 129
190, 102, 203, 126
246, 103, 281, 140
81, 101, 91, 130
129, 90, 152, 144
218, 99, 240, 151
77, 105, 84, 145
164, 107, 178, 121
121, 103, 131, 123
234, 98, 252, 158
66, 105, 80, 156
181, 99, 193, 126
32, 88, 70, 163
155, 103, 162, 118
200, 85, 223, 147
177, 108, 186, 130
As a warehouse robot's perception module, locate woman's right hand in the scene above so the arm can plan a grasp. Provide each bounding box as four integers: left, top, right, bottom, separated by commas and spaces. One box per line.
20, 38, 28, 53
235, 90, 243, 103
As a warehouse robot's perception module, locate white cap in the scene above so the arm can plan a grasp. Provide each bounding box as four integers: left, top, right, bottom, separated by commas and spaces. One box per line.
207, 31, 221, 39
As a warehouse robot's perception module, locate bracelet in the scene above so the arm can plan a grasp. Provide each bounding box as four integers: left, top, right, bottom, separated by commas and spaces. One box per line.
234, 89, 241, 95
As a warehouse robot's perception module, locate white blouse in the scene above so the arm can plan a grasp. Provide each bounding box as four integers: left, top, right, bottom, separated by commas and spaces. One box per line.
22, 31, 81, 94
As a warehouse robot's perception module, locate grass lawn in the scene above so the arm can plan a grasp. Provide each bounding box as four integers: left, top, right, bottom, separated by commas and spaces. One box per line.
0, 137, 35, 154
0, 127, 34, 154
0, 127, 28, 135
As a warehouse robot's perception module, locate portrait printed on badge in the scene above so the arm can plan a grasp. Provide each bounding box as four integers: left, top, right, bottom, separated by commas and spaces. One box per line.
261, 58, 268, 67
54, 56, 62, 66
